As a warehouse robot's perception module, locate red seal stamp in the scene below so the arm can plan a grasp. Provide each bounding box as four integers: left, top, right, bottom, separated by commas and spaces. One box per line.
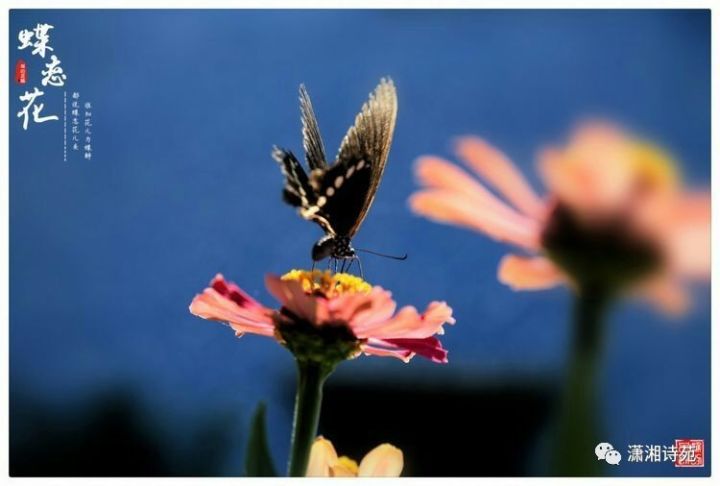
15, 59, 27, 85
674, 439, 704, 467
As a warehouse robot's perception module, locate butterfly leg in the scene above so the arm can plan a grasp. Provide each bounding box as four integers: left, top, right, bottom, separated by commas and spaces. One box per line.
311, 261, 316, 272
355, 256, 364, 280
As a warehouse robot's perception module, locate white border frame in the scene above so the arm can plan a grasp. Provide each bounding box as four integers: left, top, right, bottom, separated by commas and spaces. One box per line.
1, 2, 715, 485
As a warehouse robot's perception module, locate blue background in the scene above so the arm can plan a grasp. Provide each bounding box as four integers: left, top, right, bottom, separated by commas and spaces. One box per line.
10, 10, 710, 476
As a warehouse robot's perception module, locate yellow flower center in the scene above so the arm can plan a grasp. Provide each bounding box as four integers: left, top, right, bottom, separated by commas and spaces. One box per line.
334, 456, 360, 476
628, 141, 678, 192
281, 269, 372, 297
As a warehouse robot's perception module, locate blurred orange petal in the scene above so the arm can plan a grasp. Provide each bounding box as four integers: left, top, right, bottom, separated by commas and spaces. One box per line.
454, 136, 545, 218
665, 193, 711, 279
409, 190, 540, 250
536, 147, 606, 213
498, 254, 564, 290
638, 277, 690, 316
415, 155, 530, 223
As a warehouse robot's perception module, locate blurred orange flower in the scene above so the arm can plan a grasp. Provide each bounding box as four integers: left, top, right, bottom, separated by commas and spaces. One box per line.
189, 270, 454, 363
410, 122, 709, 314
306, 436, 403, 477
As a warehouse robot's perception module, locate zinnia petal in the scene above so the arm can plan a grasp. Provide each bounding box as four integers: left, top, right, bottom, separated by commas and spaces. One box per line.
498, 254, 564, 290
306, 437, 338, 477
537, 122, 643, 216
415, 155, 534, 224
357, 443, 404, 477
354, 301, 454, 340
382, 336, 449, 363
361, 338, 415, 362
663, 193, 710, 279
637, 277, 690, 316
346, 290, 398, 331
209, 273, 265, 311
537, 147, 600, 213
189, 276, 275, 337
327, 287, 396, 326
422, 300, 457, 328
264, 274, 317, 323
454, 136, 545, 218
409, 189, 540, 250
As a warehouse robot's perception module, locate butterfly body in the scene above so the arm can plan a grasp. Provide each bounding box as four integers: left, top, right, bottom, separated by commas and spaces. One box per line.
273, 78, 398, 265
312, 234, 354, 262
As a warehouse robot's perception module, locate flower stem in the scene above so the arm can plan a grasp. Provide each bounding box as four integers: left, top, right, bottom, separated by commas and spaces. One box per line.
287, 360, 330, 477
550, 284, 610, 476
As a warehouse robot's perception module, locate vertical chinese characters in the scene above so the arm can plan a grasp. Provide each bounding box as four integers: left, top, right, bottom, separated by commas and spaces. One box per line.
84, 101, 93, 160
16, 23, 67, 131
71, 92, 80, 150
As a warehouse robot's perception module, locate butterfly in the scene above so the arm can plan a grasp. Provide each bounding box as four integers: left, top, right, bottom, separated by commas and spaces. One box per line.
272, 78, 398, 271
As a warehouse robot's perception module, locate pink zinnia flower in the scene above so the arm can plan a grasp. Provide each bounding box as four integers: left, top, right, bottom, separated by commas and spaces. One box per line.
189, 270, 454, 363
410, 122, 709, 314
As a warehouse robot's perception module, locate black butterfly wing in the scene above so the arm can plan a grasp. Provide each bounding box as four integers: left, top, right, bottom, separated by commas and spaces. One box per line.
272, 146, 335, 235
274, 144, 370, 237
272, 146, 315, 208
315, 78, 398, 237
308, 155, 373, 236
299, 85, 327, 171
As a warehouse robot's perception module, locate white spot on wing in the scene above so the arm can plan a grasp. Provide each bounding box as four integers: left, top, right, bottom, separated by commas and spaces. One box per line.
301, 206, 320, 217
326, 187, 335, 196
334, 176, 344, 189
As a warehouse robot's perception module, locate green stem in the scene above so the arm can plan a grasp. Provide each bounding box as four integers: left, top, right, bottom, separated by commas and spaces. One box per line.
550, 285, 610, 476
287, 360, 330, 477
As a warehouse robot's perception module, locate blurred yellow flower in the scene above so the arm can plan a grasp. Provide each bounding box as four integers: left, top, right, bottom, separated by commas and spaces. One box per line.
306, 436, 403, 477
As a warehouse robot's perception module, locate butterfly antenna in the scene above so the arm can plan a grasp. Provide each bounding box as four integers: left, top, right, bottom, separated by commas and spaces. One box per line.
355, 248, 408, 261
